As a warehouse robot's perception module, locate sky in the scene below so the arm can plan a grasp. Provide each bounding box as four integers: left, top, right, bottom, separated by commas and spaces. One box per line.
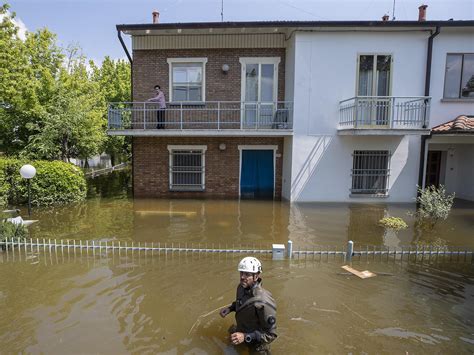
6, 0, 474, 63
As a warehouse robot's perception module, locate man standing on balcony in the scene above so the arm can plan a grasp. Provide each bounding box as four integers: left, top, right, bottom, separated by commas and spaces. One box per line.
220, 257, 277, 354
147, 85, 166, 129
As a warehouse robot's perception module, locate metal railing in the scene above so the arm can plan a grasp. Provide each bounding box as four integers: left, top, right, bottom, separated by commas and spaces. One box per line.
108, 101, 293, 131
1, 238, 473, 266
339, 96, 430, 129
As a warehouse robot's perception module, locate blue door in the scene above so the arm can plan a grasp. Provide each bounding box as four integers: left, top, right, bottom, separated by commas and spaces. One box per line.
241, 150, 274, 199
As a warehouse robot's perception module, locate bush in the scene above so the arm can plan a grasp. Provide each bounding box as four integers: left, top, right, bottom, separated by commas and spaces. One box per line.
379, 217, 408, 232
0, 158, 87, 206
0, 220, 28, 243
414, 185, 455, 228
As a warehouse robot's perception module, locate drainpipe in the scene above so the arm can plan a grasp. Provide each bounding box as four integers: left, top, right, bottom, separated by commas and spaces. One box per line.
117, 29, 135, 197
418, 26, 440, 191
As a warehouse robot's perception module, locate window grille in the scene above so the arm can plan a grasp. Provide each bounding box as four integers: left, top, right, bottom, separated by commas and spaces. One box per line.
351, 150, 390, 195
169, 150, 205, 191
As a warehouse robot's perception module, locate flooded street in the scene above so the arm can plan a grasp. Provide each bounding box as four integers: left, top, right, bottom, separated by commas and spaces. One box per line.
1, 173, 473, 353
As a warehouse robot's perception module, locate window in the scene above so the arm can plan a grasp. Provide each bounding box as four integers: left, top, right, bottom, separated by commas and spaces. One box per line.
357, 54, 392, 96
444, 53, 474, 99
351, 150, 390, 195
167, 58, 207, 102
168, 145, 206, 191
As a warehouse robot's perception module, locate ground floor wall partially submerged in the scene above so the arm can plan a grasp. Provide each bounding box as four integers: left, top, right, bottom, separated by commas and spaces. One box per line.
132, 136, 284, 199
424, 135, 474, 201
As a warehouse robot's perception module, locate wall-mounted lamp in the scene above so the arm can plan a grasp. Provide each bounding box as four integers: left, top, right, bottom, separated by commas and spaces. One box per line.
219, 143, 226, 151
222, 64, 230, 74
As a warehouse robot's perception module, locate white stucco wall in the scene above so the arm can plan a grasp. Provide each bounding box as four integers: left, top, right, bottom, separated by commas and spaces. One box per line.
289, 31, 430, 202
455, 144, 474, 201
429, 28, 474, 127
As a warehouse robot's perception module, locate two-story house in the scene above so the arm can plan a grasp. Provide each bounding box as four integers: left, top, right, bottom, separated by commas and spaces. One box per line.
109, 9, 473, 202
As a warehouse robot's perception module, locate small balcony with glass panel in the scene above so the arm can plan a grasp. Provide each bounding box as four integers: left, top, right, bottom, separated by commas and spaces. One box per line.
338, 54, 431, 135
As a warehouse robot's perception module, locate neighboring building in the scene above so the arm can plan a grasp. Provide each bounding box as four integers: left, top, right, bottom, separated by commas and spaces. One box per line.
109, 8, 474, 202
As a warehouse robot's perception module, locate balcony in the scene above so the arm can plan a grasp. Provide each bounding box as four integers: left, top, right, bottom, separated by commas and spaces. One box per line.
338, 96, 431, 135
107, 101, 293, 136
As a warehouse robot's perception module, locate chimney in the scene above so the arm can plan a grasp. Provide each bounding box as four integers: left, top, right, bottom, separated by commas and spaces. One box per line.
418, 5, 428, 22
152, 10, 160, 24
382, 14, 390, 22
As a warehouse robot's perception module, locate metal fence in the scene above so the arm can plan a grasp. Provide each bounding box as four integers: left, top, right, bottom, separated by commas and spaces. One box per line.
339, 96, 430, 129
1, 238, 472, 264
108, 101, 293, 131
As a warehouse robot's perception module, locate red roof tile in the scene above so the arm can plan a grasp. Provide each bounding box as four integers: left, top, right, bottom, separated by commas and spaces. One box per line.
432, 115, 474, 133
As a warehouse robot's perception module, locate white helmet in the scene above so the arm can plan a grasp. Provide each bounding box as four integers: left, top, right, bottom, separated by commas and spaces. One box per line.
238, 257, 262, 274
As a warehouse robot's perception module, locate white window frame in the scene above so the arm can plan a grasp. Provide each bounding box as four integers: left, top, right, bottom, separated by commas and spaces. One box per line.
238, 145, 278, 198
350, 150, 391, 197
167, 58, 208, 102
239, 57, 280, 103
167, 145, 207, 191
355, 53, 393, 97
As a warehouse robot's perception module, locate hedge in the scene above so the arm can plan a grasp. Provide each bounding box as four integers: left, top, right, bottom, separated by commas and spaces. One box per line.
0, 158, 87, 207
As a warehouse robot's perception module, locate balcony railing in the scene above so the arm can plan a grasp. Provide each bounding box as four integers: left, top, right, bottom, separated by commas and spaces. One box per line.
108, 101, 293, 131
339, 96, 430, 130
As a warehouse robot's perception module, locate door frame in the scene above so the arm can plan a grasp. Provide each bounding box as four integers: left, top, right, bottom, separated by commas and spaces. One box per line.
239, 57, 280, 128
238, 145, 278, 199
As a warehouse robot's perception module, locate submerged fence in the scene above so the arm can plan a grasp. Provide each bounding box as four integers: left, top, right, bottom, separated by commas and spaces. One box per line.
1, 238, 473, 264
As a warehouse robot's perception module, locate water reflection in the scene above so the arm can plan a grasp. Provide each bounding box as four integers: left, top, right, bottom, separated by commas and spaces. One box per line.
25, 195, 474, 251
1, 255, 473, 353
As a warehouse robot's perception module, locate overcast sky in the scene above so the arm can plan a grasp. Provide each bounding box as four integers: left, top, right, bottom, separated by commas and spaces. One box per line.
6, 0, 474, 63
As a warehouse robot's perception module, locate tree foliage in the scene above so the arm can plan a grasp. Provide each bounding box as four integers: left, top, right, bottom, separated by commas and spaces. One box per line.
0, 158, 87, 206
414, 185, 455, 229
0, 3, 131, 162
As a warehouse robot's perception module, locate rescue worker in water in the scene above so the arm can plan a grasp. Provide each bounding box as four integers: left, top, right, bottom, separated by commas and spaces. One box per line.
220, 257, 277, 354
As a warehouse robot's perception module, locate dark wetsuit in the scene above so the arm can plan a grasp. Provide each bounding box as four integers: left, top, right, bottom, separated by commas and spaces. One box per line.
229, 279, 277, 354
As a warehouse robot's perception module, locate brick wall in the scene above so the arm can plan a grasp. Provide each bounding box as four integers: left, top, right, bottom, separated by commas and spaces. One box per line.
133, 48, 286, 102
133, 137, 284, 199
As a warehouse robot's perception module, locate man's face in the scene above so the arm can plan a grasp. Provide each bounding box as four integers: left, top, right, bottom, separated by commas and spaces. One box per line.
240, 271, 258, 288
154, 87, 160, 93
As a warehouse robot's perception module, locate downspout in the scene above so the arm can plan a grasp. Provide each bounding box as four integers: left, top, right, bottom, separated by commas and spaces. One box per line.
117, 29, 135, 197
418, 25, 440, 190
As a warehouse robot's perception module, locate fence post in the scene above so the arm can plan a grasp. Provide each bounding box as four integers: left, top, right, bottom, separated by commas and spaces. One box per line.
143, 103, 146, 129
346, 240, 354, 262
180, 102, 183, 130
390, 97, 395, 128
217, 102, 221, 130
287, 240, 293, 259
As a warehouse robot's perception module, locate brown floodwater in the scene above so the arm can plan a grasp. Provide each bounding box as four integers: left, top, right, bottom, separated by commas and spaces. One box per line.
1, 174, 473, 353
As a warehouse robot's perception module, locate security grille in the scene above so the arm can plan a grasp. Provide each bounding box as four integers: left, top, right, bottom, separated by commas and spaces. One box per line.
351, 150, 390, 195
170, 150, 205, 191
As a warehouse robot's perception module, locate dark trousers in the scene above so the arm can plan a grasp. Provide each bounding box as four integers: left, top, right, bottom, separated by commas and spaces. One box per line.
248, 343, 271, 355
156, 109, 165, 129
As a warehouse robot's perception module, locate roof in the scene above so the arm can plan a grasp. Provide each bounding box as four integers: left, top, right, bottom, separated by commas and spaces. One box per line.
432, 115, 474, 134
116, 20, 474, 32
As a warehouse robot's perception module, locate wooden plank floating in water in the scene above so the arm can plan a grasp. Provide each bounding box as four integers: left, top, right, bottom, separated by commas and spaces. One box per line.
134, 210, 197, 217
341, 265, 377, 279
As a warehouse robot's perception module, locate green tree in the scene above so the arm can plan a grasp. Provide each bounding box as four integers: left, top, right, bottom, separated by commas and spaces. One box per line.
0, 4, 38, 154
91, 56, 131, 165
23, 47, 106, 161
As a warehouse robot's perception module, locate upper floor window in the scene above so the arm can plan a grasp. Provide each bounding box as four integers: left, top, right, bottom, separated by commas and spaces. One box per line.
444, 53, 474, 99
357, 54, 392, 96
167, 58, 207, 102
